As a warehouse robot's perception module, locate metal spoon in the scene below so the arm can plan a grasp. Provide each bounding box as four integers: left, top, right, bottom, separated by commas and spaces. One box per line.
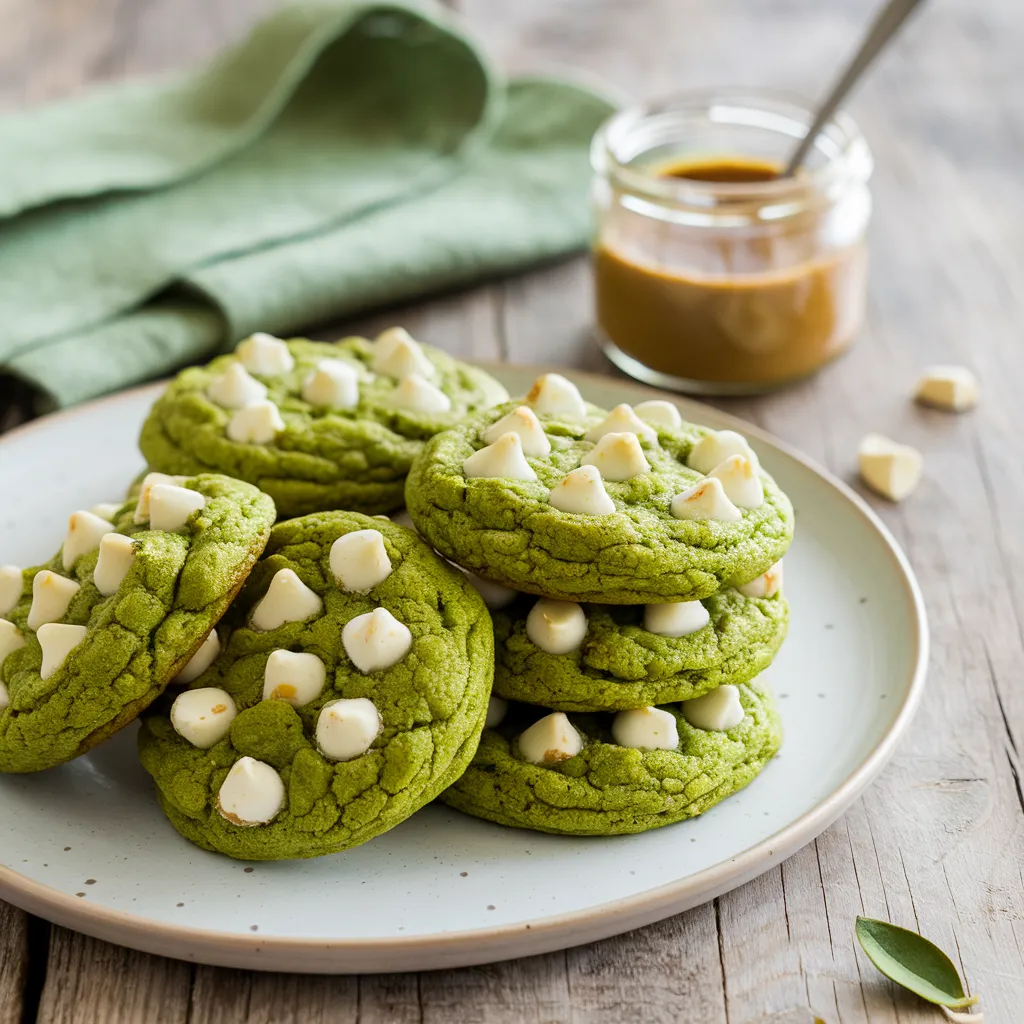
782, 0, 928, 177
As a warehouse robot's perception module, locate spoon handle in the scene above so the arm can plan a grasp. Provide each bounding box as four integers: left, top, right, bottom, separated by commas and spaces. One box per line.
782, 0, 928, 177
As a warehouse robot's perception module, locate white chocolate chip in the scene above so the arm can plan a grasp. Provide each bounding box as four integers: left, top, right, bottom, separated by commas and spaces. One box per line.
93, 534, 136, 597
37, 623, 87, 680
518, 711, 583, 764
226, 400, 285, 444
611, 706, 679, 750
170, 687, 237, 748
330, 530, 392, 593
585, 404, 657, 445
301, 358, 359, 409
374, 326, 417, 358
371, 333, 435, 379
0, 619, 26, 672
133, 472, 181, 523
524, 373, 587, 418
206, 361, 268, 410
580, 432, 650, 481
389, 374, 451, 414
173, 629, 221, 684
89, 502, 122, 522
738, 560, 784, 598
644, 600, 710, 637
463, 432, 537, 481
315, 697, 382, 761
217, 756, 285, 826
250, 568, 323, 631
914, 365, 978, 412
262, 649, 327, 707
681, 684, 745, 731
687, 430, 759, 475
858, 434, 923, 501
458, 568, 517, 610
634, 400, 682, 431
0, 566, 23, 617
149, 484, 206, 533
526, 599, 588, 655
548, 465, 616, 515
670, 477, 742, 522
62, 511, 115, 571
342, 607, 413, 673
485, 695, 508, 728
707, 455, 764, 509
236, 333, 295, 377
27, 571, 80, 630
483, 406, 551, 457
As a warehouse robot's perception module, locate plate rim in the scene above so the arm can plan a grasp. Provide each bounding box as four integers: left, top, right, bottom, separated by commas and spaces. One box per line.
0, 366, 929, 972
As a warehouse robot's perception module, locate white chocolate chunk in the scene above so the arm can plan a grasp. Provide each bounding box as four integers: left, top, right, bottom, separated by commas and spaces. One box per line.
170, 687, 237, 749
612, 706, 679, 750
634, 400, 682, 431
206, 361, 268, 410
226, 400, 285, 444
644, 600, 710, 637
236, 332, 294, 377
89, 502, 122, 521
374, 326, 417, 359
133, 472, 180, 523
681, 684, 745, 731
149, 484, 206, 532
37, 623, 87, 680
262, 649, 326, 707
217, 756, 285, 826
580, 432, 650, 481
483, 406, 551, 457
707, 455, 764, 509
316, 697, 382, 761
914, 365, 978, 412
548, 465, 616, 515
301, 358, 359, 408
738, 560, 784, 598
459, 568, 517, 610
342, 607, 413, 673
524, 373, 586, 418
0, 619, 26, 672
27, 571, 80, 630
250, 568, 323, 631
93, 534, 136, 597
0, 566, 23, 617
485, 695, 508, 728
858, 433, 923, 501
390, 373, 451, 414
526, 599, 588, 655
173, 629, 221, 684
585, 404, 657, 444
687, 430, 759, 475
518, 712, 583, 764
330, 529, 393, 592
463, 432, 537, 481
670, 477, 742, 522
372, 334, 435, 379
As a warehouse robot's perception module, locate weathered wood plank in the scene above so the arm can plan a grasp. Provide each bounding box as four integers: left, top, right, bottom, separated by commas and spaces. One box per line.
0, 899, 28, 1024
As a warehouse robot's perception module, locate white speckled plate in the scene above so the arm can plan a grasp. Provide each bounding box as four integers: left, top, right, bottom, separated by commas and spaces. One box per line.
0, 366, 927, 973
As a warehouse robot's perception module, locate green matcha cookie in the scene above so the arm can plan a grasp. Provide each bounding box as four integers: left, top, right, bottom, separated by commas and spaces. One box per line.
494, 587, 789, 711
0, 475, 275, 773
405, 378, 795, 603
139, 329, 509, 518
441, 681, 782, 835
138, 512, 493, 860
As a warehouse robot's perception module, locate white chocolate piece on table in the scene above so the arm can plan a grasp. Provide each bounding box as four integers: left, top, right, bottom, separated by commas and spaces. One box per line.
526, 599, 588, 655
173, 629, 221, 684
644, 600, 710, 637
485, 695, 508, 728
687, 430, 758, 475
149, 484, 206, 533
585, 404, 657, 444
518, 712, 583, 764
342, 607, 413, 673
27, 571, 80, 630
206, 361, 268, 410
681, 684, 745, 731
37, 623, 87, 680
707, 455, 764, 509
236, 333, 294, 376
262, 649, 327, 707
738, 560, 784, 598
463, 432, 537, 481
227, 400, 285, 444
483, 406, 551, 457
250, 568, 323, 631
217, 756, 285, 826
93, 534, 136, 597
0, 566, 23, 617
89, 502, 123, 522
170, 687, 237, 749
330, 529, 393, 592
0, 619, 26, 672
301, 358, 359, 409
858, 433, 923, 501
372, 334, 435, 379
914, 365, 978, 412
580, 433, 650, 481
390, 374, 451, 414
548, 465, 616, 515
524, 373, 586, 418
634, 400, 682, 431
612, 706, 679, 751
133, 472, 179, 523
316, 697, 382, 761
670, 477, 742, 522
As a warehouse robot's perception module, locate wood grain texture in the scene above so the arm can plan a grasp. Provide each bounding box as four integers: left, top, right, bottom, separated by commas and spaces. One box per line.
2, 0, 1024, 1020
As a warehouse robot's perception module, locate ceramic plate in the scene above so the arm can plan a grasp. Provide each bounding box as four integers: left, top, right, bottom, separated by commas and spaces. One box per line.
0, 367, 927, 973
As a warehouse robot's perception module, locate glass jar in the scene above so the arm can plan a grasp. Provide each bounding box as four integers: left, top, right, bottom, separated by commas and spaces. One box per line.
590, 90, 873, 395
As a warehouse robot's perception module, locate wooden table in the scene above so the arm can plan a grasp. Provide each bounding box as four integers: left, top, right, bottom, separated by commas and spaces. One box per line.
2, 0, 1023, 1020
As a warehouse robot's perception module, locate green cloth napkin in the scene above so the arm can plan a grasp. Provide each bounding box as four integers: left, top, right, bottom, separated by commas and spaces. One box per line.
0, 0, 616, 409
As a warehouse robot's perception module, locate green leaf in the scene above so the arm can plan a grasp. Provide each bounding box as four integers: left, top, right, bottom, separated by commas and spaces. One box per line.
855, 917, 979, 1009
